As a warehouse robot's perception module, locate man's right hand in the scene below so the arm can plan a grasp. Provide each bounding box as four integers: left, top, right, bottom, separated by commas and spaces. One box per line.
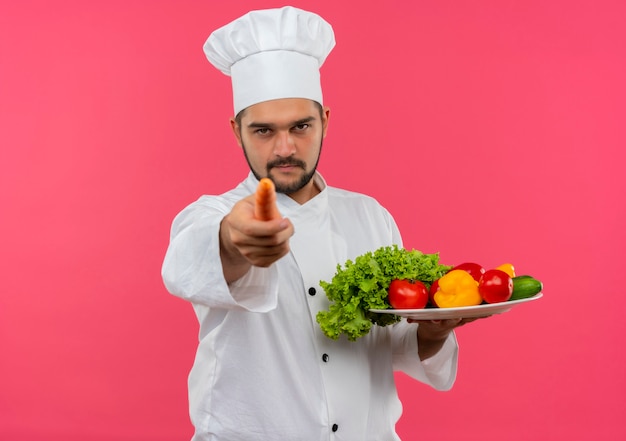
219, 194, 294, 283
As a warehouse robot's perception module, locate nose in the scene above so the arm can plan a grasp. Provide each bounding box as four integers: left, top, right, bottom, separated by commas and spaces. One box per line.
273, 131, 296, 157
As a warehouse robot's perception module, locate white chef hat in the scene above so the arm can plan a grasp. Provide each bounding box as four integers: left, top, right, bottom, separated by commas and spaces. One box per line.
203, 6, 336, 116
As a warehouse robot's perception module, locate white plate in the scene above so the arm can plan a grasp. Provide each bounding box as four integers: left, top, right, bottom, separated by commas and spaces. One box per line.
370, 293, 543, 320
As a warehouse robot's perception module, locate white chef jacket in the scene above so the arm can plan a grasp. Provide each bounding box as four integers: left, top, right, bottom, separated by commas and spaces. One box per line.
162, 172, 458, 441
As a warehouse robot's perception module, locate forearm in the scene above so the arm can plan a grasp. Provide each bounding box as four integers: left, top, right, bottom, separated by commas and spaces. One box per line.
390, 320, 458, 390
414, 317, 467, 361
162, 201, 233, 303
163, 213, 278, 311
417, 330, 450, 361
219, 216, 252, 283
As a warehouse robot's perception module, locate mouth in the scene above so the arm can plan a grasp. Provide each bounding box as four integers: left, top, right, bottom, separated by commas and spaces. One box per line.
268, 160, 305, 173
273, 164, 299, 171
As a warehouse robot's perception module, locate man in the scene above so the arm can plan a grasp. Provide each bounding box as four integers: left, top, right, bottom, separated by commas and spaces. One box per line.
162, 6, 468, 440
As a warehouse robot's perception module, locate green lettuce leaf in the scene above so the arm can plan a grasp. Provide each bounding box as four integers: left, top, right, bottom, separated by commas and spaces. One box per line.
316, 245, 452, 341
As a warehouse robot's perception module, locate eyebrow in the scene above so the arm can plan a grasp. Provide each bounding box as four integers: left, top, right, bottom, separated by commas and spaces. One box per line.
246, 116, 316, 130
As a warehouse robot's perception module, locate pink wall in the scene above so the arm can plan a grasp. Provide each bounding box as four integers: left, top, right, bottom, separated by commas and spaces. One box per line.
1, 1, 624, 439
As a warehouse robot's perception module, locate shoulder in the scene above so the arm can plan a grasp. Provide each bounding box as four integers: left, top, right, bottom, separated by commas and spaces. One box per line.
324, 185, 402, 253
326, 186, 391, 214
325, 185, 398, 231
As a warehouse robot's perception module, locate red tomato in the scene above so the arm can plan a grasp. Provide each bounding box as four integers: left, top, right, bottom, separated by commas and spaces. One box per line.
478, 269, 513, 303
388, 279, 429, 309
453, 262, 485, 282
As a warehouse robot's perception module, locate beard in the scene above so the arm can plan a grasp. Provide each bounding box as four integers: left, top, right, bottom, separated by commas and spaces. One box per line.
242, 140, 323, 195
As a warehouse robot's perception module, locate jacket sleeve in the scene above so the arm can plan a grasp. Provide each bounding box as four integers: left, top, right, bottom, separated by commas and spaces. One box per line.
381, 203, 458, 390
390, 320, 458, 390
161, 197, 279, 312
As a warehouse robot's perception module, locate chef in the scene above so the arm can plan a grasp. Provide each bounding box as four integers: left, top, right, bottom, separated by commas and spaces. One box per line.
162, 6, 463, 440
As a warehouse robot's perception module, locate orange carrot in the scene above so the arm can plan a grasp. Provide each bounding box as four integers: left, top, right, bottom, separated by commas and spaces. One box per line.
254, 178, 281, 220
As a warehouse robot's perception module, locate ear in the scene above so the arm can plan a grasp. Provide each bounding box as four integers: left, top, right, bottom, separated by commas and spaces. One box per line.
321, 106, 331, 138
229, 117, 243, 147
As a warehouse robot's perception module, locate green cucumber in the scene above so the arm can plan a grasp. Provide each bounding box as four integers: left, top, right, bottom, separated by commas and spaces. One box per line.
510, 275, 543, 300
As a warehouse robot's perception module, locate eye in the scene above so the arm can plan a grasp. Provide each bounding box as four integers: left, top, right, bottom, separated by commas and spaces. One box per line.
254, 127, 271, 135
293, 123, 309, 132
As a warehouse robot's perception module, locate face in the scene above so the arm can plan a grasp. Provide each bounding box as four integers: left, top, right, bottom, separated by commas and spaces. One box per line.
231, 98, 330, 203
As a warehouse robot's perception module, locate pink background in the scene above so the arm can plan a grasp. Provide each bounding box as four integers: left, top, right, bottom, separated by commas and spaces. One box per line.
1, 0, 624, 439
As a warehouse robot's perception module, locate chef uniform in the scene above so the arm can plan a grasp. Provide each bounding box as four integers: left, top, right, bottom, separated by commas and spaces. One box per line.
162, 6, 458, 441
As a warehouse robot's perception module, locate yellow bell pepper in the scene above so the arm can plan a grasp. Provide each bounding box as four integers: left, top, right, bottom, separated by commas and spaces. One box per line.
434, 269, 483, 308
496, 263, 516, 278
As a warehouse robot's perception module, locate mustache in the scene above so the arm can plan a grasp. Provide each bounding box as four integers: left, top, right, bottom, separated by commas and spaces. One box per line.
267, 158, 306, 169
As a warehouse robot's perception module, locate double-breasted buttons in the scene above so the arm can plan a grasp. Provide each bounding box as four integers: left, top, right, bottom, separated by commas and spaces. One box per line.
322, 353, 329, 362
308, 287, 316, 296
